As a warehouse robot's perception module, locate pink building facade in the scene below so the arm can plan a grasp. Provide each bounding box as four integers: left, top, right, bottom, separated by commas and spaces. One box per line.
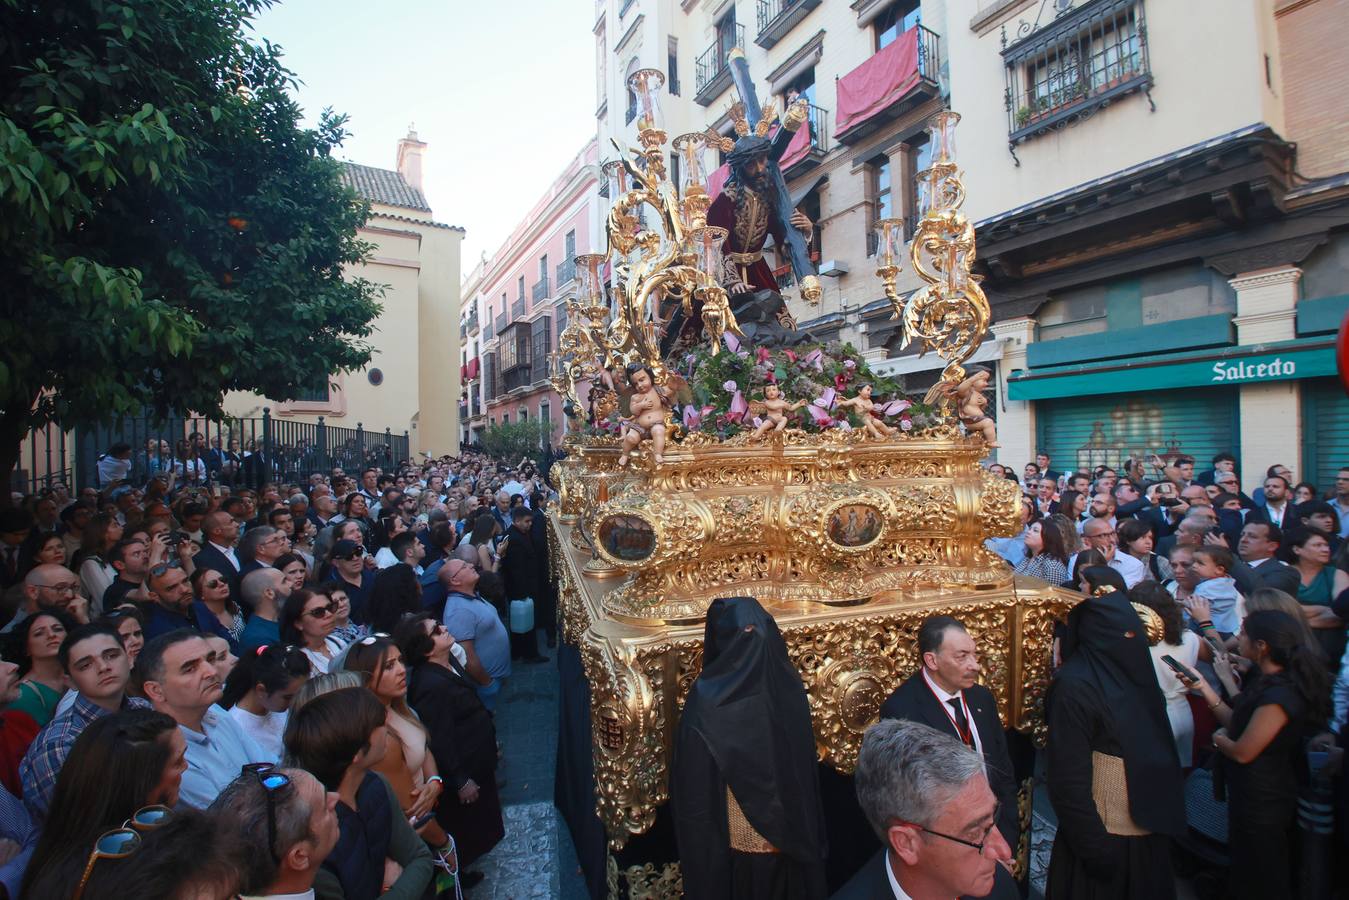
460, 140, 601, 449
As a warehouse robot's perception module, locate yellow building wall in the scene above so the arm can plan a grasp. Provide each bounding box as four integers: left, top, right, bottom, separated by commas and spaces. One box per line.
224, 199, 461, 459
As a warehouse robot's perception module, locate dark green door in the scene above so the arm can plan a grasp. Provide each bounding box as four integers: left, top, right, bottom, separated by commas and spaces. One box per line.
1302, 378, 1349, 493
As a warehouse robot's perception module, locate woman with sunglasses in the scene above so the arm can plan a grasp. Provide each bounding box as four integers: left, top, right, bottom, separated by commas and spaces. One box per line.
222, 644, 311, 763
283, 686, 434, 899
190, 566, 245, 655
280, 589, 342, 675
339, 638, 450, 858
20, 707, 186, 898
394, 613, 504, 875
315, 581, 366, 648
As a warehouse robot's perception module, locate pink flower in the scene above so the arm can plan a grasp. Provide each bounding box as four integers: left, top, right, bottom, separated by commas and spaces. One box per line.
682, 404, 702, 429
844, 360, 856, 370
784, 349, 798, 364
722, 379, 739, 393
756, 346, 772, 365
803, 349, 823, 371
900, 418, 913, 431
728, 389, 749, 422
834, 373, 848, 392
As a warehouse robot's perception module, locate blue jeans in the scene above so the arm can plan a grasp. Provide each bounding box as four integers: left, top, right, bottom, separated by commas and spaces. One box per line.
476, 677, 503, 712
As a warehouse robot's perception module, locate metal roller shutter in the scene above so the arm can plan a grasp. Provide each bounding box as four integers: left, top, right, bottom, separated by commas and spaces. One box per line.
1035, 388, 1240, 477
1302, 378, 1349, 493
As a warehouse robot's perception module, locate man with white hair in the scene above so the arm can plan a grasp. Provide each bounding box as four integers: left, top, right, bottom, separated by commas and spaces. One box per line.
836, 718, 1012, 899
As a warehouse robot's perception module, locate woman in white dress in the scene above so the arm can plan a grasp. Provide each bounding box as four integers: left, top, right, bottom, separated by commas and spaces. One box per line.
1131, 581, 1201, 767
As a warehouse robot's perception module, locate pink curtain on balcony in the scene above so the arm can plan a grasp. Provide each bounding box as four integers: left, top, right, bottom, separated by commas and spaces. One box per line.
466, 358, 480, 379
778, 122, 811, 171
707, 163, 730, 200
835, 27, 920, 135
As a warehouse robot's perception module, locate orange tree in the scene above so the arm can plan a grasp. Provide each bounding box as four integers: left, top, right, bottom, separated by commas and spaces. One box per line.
0, 0, 382, 491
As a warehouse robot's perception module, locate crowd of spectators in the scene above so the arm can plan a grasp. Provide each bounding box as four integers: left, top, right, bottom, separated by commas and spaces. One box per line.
0, 445, 558, 898
986, 450, 1348, 897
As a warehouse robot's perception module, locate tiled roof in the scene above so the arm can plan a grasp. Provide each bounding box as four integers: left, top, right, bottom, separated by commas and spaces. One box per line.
368, 211, 464, 232
341, 162, 432, 212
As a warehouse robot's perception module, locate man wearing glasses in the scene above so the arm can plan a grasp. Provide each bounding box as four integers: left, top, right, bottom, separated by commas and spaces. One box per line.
877, 617, 1019, 899
841, 719, 1011, 900
1, 565, 87, 635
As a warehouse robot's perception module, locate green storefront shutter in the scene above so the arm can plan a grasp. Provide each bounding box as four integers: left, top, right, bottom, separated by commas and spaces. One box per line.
1302, 378, 1349, 492
1036, 388, 1240, 477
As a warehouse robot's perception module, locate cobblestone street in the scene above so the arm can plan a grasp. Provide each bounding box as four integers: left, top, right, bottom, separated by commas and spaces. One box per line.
469, 643, 589, 899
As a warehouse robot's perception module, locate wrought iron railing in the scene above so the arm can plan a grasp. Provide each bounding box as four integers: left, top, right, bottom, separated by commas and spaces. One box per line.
555, 260, 576, 288
1002, 0, 1151, 145
51, 411, 411, 494
532, 276, 550, 302
695, 23, 745, 97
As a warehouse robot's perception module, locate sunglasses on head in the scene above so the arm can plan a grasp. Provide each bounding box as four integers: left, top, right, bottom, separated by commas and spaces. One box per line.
357, 632, 392, 646
148, 560, 181, 577
241, 764, 292, 863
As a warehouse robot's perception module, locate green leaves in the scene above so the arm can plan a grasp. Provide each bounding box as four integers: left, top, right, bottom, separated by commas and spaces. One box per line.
0, 0, 380, 452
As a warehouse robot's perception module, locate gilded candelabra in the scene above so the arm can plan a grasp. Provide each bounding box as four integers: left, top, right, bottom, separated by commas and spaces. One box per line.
876, 111, 992, 408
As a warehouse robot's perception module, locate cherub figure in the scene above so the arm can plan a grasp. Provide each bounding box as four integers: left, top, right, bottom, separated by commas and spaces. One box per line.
749, 383, 806, 440
949, 366, 998, 447
834, 384, 898, 440
617, 363, 672, 466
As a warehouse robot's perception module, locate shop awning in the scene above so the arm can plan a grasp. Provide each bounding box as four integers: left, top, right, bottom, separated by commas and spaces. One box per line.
835, 27, 919, 136
871, 339, 1006, 377
1006, 337, 1337, 401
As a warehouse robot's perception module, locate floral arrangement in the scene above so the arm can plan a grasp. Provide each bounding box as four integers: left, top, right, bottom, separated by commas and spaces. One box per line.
586, 338, 942, 441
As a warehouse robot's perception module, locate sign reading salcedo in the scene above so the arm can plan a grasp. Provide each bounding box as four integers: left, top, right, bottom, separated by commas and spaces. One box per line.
1209, 356, 1298, 383
1007, 340, 1336, 401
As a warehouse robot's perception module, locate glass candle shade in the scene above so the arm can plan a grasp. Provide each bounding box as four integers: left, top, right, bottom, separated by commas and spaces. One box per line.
928, 110, 961, 165
915, 166, 946, 218
575, 254, 608, 307
601, 159, 630, 201
873, 218, 905, 269
687, 226, 728, 286
671, 132, 709, 199
627, 68, 666, 133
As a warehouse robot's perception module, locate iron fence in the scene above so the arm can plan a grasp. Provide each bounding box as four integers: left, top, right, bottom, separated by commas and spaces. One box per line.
15, 410, 412, 496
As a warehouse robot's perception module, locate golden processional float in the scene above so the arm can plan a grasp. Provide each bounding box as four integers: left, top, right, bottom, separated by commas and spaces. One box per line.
547, 66, 1079, 891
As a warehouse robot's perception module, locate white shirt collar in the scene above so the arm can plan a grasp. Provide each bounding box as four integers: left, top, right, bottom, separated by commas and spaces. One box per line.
885, 852, 917, 900
921, 668, 961, 705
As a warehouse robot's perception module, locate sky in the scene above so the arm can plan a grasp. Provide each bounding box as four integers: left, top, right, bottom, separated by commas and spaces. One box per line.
252, 0, 597, 268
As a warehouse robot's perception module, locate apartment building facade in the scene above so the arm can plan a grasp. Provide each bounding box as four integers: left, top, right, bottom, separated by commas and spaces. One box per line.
592, 0, 1349, 480
459, 140, 603, 449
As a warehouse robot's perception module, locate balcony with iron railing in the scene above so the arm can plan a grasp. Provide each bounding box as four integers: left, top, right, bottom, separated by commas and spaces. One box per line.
835, 25, 942, 145
1003, 0, 1152, 148
694, 23, 745, 106
466, 310, 479, 334
483, 318, 494, 341
496, 311, 508, 333
555, 260, 576, 290
532, 276, 550, 303
781, 102, 830, 179
755, 0, 821, 49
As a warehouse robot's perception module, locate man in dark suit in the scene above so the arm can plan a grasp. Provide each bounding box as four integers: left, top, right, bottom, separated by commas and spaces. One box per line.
1231, 521, 1301, 596
873, 616, 1019, 900
193, 511, 242, 607
834, 719, 1012, 900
